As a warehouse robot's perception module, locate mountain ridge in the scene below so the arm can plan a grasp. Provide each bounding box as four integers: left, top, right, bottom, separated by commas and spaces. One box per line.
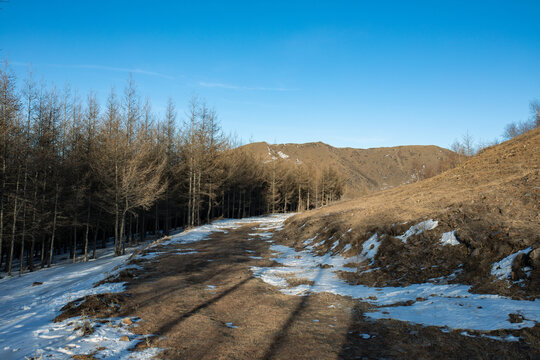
240, 141, 455, 197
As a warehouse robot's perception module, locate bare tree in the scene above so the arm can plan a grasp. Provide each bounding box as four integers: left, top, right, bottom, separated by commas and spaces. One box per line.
462, 131, 475, 156
530, 100, 540, 128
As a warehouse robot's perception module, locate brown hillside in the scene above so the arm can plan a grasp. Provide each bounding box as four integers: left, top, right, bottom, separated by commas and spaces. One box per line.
240, 141, 454, 197
278, 127, 540, 298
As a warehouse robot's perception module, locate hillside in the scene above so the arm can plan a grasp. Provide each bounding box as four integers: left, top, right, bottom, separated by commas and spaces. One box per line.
277, 127, 540, 298
240, 142, 454, 197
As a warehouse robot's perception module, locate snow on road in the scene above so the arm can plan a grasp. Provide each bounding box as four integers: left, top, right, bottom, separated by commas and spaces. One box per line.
0, 214, 292, 359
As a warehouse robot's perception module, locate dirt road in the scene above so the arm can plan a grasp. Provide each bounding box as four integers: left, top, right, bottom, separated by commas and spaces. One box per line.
65, 217, 538, 359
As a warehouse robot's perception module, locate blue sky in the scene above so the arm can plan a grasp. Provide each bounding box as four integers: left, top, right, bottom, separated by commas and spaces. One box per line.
1, 1, 539, 148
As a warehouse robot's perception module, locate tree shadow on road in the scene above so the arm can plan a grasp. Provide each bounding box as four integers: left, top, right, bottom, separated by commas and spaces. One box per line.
261, 266, 326, 360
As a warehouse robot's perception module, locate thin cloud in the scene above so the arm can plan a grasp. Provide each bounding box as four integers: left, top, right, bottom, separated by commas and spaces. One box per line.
54, 64, 174, 80
10, 61, 174, 80
199, 81, 297, 92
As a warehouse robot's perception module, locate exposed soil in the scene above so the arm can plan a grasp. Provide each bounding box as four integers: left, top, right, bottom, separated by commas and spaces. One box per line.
59, 224, 539, 359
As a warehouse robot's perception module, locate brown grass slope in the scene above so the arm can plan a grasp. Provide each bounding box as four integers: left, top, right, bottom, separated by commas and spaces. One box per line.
241, 141, 454, 197
279, 128, 540, 298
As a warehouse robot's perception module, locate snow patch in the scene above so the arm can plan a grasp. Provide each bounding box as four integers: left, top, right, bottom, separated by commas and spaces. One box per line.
303, 235, 318, 250
440, 231, 459, 246
277, 151, 289, 159
397, 220, 438, 243
360, 234, 381, 264
491, 247, 532, 281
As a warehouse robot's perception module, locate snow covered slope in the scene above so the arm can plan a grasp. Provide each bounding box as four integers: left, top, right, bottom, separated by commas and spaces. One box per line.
0, 250, 158, 359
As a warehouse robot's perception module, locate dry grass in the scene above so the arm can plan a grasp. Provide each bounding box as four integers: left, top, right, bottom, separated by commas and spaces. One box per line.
277, 273, 316, 287
288, 128, 539, 229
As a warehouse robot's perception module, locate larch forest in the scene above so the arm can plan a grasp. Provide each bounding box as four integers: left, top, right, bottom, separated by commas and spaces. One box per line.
0, 63, 344, 276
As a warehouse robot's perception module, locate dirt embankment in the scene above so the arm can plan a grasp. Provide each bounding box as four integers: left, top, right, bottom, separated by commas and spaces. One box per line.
277, 128, 540, 299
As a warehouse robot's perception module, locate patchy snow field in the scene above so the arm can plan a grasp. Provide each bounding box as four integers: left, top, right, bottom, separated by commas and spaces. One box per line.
251, 219, 540, 333
0, 214, 292, 359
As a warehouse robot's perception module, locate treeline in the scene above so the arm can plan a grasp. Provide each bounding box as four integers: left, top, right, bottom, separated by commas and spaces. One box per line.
502, 101, 540, 140
450, 101, 540, 159
0, 63, 343, 276
264, 159, 344, 213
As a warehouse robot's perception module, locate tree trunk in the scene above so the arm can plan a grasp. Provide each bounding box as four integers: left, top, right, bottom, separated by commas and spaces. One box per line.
40, 235, 46, 268
297, 183, 302, 212
119, 211, 126, 255
226, 191, 230, 218
0, 157, 5, 274
321, 182, 325, 207
140, 211, 145, 242
196, 170, 201, 226
135, 213, 139, 245
207, 184, 212, 224
101, 226, 107, 249
48, 184, 59, 268
237, 191, 242, 218
93, 223, 99, 259
315, 181, 318, 208
271, 169, 276, 213
83, 196, 91, 262
8, 168, 21, 276
29, 172, 39, 271
232, 190, 236, 218
187, 168, 192, 227
165, 191, 169, 236
247, 190, 252, 217
72, 223, 77, 264
128, 213, 133, 247
19, 175, 29, 276
114, 199, 119, 256
154, 204, 159, 235
221, 190, 225, 218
